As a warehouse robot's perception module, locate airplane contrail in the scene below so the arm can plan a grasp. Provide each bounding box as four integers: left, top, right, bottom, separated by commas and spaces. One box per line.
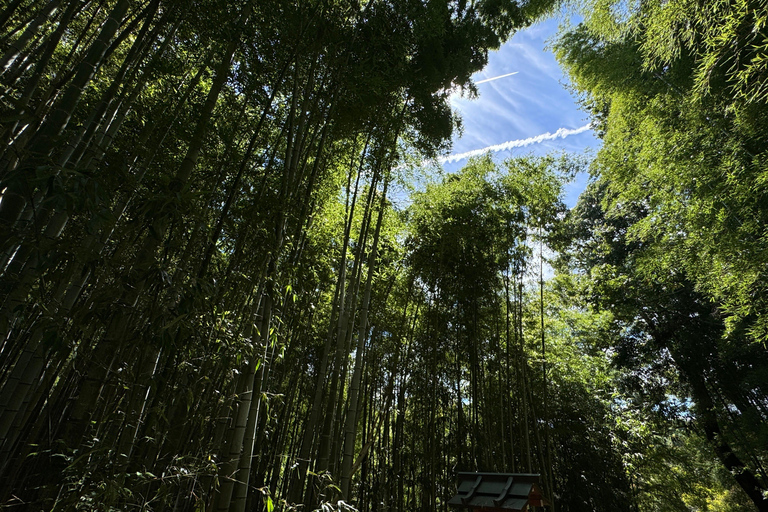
438, 123, 593, 164
475, 71, 519, 84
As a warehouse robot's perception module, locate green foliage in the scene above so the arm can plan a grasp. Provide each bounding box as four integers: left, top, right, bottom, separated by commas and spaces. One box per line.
399, 154, 643, 511
4, 0, 558, 506
553, 175, 768, 510
11, 0, 756, 511
551, 5, 768, 505
555, 0, 768, 346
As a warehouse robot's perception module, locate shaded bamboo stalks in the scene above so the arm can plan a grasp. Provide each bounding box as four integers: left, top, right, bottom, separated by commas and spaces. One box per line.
66, 0, 166, 169
286, 106, 333, 257
291, 115, 353, 508
212, 288, 270, 512
340, 178, 388, 499
288, 138, 367, 506
173, 82, 275, 285
5, 45, 214, 304
286, 252, 339, 504
50, 0, 108, 81
0, 49, 212, 458
0, 0, 86, 150
0, 6, 166, 339
0, 1, 104, 163
229, 198, 292, 512
349, 352, 393, 478
118, 348, 165, 454
0, 353, 79, 496
453, 298, 465, 469
109, 288, 257, 479
33, 46, 215, 290
4, 256, 164, 472
229, 291, 273, 512
0, 7, 171, 291
470, 294, 480, 467
212, 298, 265, 512
223, 57, 330, 512
0, 0, 130, 266
429, 323, 438, 509
0, 261, 90, 476
3, 0, 114, 88
539, 232, 555, 511
255, 305, 313, 507
0, 212, 103, 467
6, 128, 169, 460
8, 0, 130, 164
0, 0, 30, 34
218, 67, 323, 512
197, 63, 287, 280
59, 0, 253, 448
147, 285, 265, 474
492, 292, 506, 470
517, 274, 532, 472
3, 0, 157, 163
165, 3, 250, 191
0, 0, 63, 74
326, 203, 374, 476
315, 164, 378, 486
392, 281, 418, 512
212, 280, 267, 464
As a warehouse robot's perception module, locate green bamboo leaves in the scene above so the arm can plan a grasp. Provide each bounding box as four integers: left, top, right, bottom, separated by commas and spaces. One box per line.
1, 0, 560, 509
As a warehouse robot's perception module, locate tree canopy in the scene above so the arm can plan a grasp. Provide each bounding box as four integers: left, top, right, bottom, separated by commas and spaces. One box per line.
1, 0, 768, 511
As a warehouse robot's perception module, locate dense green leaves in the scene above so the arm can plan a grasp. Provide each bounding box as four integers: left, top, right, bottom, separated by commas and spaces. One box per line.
0, 1, 568, 510
556, 0, 768, 345
4, 0, 767, 510
551, 2, 768, 506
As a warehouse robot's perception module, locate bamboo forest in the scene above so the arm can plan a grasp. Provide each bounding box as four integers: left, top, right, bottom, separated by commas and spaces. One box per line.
2, 0, 768, 510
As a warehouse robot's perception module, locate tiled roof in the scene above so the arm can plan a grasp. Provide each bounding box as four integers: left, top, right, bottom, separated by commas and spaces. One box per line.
448, 473, 547, 511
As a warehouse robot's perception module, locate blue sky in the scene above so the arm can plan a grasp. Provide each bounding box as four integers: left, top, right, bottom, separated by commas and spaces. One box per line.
443, 17, 600, 208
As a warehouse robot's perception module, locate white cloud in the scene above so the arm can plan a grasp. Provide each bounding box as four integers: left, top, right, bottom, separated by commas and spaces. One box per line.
475, 71, 518, 84
438, 124, 592, 164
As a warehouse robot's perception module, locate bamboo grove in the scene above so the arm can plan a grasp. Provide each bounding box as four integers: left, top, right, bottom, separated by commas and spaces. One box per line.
0, 0, 580, 509
3, 0, 768, 511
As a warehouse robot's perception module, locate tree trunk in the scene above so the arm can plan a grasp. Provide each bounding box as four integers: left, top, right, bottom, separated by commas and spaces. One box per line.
340, 179, 388, 499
